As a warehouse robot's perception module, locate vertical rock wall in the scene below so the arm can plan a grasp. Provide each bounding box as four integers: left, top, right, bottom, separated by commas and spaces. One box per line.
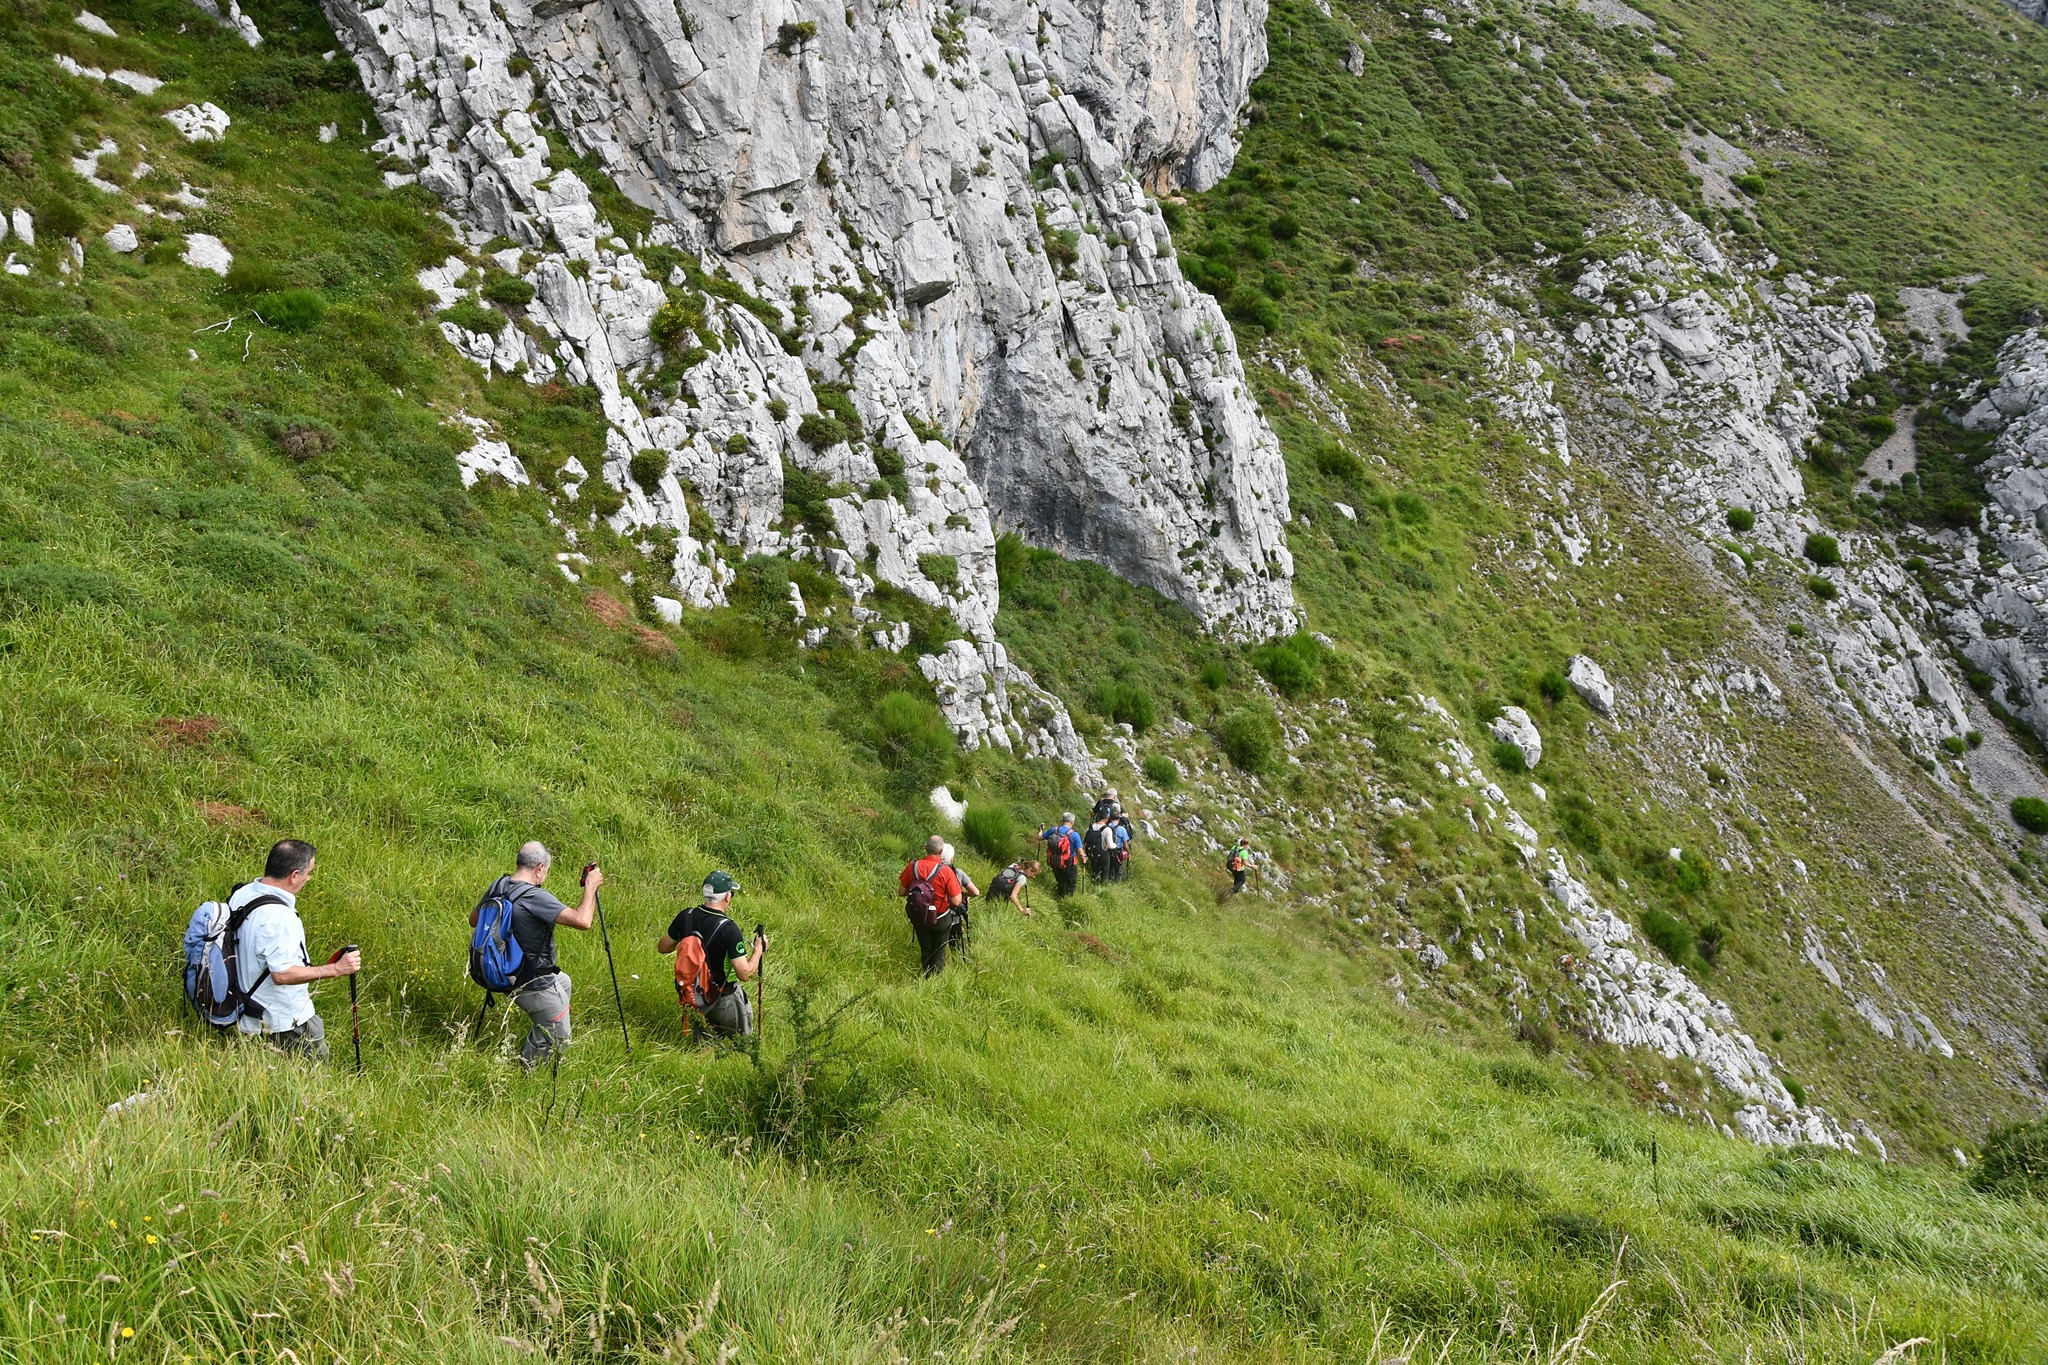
321, 0, 1296, 642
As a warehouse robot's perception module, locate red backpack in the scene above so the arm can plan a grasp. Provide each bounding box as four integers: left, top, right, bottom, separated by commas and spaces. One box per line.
1047, 829, 1079, 869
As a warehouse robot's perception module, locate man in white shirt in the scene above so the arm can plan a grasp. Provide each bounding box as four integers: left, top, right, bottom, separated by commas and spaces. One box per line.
231, 839, 360, 1058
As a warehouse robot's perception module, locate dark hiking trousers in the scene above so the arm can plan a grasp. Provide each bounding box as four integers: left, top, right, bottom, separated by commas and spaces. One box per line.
1053, 862, 1078, 897
914, 910, 964, 976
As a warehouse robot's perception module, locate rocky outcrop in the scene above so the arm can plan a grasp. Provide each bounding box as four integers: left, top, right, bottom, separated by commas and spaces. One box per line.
1496, 201, 1973, 764
1488, 705, 1542, 768
919, 638, 1105, 789
1935, 329, 2048, 746
1566, 654, 1615, 716
319, 0, 1295, 643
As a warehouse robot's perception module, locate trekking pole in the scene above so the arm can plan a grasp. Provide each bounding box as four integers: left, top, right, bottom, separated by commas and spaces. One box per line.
753, 924, 765, 1042
473, 991, 493, 1044
584, 864, 630, 1057
328, 944, 361, 1075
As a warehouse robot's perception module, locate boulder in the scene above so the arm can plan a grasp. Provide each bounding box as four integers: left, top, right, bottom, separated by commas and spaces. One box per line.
180, 232, 232, 274
101, 223, 138, 253
1489, 705, 1543, 768
1566, 654, 1616, 716
163, 102, 230, 142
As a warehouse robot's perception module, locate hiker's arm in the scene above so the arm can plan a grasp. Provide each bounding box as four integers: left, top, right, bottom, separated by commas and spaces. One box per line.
656, 933, 679, 954
272, 950, 359, 984
557, 869, 601, 931
732, 933, 766, 982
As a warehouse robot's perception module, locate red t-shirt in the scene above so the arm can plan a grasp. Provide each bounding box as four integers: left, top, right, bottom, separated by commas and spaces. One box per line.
900, 856, 962, 907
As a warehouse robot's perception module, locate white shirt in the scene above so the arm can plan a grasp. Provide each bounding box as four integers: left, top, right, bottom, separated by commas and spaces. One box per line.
229, 882, 314, 1033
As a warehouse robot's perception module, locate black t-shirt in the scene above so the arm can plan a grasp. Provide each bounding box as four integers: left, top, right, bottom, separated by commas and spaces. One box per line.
487, 876, 567, 985
666, 906, 747, 988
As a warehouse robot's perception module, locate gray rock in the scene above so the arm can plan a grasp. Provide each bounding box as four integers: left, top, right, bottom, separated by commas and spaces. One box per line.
1566, 654, 1615, 715
1489, 705, 1542, 768
101, 223, 138, 253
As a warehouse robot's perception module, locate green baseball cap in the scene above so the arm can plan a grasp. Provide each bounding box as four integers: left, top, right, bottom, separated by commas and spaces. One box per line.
701, 870, 741, 898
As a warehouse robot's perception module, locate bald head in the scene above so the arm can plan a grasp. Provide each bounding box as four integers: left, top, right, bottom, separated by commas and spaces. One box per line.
516, 841, 552, 871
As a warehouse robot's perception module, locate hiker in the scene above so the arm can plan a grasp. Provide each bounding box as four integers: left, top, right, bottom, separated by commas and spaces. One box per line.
1226, 836, 1253, 894
1105, 810, 1134, 883
943, 842, 979, 944
470, 841, 601, 1066
1092, 788, 1122, 822
229, 839, 360, 1059
901, 835, 966, 976
1039, 812, 1082, 898
1083, 811, 1118, 884
658, 871, 764, 1039
987, 859, 1041, 915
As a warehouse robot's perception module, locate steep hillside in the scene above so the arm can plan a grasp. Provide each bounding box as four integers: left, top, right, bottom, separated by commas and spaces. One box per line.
2, 0, 2048, 1359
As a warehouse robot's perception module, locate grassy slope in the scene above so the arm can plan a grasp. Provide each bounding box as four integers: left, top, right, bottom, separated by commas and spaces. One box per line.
0, 0, 2044, 1361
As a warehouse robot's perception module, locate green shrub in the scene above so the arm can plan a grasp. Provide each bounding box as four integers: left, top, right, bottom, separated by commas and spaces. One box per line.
1216, 706, 1280, 773
629, 449, 667, 490
36, 196, 86, 239
1803, 533, 1841, 567
1783, 1077, 1807, 1108
961, 803, 1016, 863
1973, 1116, 2048, 1198
870, 690, 954, 791
917, 553, 959, 590
994, 532, 1030, 594
1558, 792, 1603, 853
775, 19, 818, 52
185, 531, 301, 588
1967, 670, 1994, 694
1732, 172, 1766, 197
437, 301, 501, 334
1967, 730, 1984, 749
482, 273, 534, 306
1393, 491, 1431, 527
1537, 669, 1569, 704
1198, 661, 1228, 690
1312, 439, 1362, 481
798, 412, 849, 449
1641, 906, 1695, 965
1491, 740, 1528, 774
2011, 797, 2048, 835
1097, 682, 1155, 733
1806, 575, 1838, 602
1727, 506, 1756, 533
1251, 632, 1319, 697
782, 467, 840, 537
726, 432, 751, 454
0, 561, 131, 617
225, 260, 289, 295
1941, 736, 1967, 756
1142, 754, 1181, 789
585, 479, 626, 518
651, 293, 705, 350
257, 288, 326, 332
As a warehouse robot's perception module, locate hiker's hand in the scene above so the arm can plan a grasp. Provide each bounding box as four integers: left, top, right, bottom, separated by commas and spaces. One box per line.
582, 865, 605, 892
330, 950, 362, 977
755, 931, 770, 954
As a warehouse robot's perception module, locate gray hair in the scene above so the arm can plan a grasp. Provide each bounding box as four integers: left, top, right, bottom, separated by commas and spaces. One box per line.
516, 841, 552, 871
925, 834, 946, 855
1062, 812, 1076, 825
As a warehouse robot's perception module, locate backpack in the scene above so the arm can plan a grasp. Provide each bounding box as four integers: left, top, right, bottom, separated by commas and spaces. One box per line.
904, 859, 945, 929
672, 910, 733, 1012
1083, 822, 1108, 859
182, 888, 285, 1029
468, 889, 525, 992
988, 866, 1021, 901
1226, 848, 1246, 873
1047, 829, 1078, 869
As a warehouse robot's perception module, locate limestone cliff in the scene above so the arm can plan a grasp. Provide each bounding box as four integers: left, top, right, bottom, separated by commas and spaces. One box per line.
320, 0, 1296, 652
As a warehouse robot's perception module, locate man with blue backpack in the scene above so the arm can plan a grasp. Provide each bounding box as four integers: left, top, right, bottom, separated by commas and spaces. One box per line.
183, 838, 359, 1059
469, 841, 602, 1066
1038, 812, 1083, 899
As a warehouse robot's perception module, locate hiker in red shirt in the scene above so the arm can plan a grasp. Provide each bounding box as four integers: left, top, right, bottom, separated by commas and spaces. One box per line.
901, 835, 966, 976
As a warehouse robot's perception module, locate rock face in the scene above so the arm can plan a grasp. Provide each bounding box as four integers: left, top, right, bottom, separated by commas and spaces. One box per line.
1488, 705, 1542, 768
1936, 329, 2048, 745
1508, 200, 1973, 764
319, 0, 1296, 642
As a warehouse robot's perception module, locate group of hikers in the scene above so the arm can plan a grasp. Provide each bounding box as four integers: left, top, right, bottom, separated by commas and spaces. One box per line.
181, 788, 1254, 1063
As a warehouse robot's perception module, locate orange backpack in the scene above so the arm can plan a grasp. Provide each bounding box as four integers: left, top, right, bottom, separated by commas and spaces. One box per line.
672, 911, 727, 1012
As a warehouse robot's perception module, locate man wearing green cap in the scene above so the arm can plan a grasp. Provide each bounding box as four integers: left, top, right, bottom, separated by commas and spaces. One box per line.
656, 870, 764, 1038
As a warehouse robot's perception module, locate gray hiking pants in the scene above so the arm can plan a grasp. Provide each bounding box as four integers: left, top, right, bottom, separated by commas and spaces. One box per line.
265, 1014, 328, 1061
699, 985, 754, 1039
512, 973, 571, 1065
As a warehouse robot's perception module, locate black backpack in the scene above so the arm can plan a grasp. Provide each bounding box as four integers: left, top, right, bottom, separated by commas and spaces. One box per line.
988, 866, 1021, 901
1083, 822, 1108, 858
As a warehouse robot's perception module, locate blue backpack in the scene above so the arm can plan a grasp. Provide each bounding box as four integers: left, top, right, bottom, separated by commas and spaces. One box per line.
469, 890, 524, 992
181, 888, 285, 1029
